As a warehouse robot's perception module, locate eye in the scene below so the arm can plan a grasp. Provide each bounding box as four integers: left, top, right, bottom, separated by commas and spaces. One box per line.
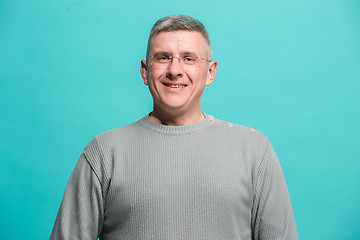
182, 56, 196, 63
155, 55, 171, 62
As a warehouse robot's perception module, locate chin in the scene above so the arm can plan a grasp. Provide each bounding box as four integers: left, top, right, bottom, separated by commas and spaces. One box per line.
163, 103, 187, 111
160, 97, 188, 109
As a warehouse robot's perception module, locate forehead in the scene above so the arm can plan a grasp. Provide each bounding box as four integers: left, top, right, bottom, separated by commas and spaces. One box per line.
150, 30, 208, 55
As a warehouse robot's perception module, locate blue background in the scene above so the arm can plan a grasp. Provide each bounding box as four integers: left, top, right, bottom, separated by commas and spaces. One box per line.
1, 0, 359, 239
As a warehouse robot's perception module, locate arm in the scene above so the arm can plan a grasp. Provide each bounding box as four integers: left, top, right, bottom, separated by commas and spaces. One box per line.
50, 152, 104, 239
251, 141, 298, 240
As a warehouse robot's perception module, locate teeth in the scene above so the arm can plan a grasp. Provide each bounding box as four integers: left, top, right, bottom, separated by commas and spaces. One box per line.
167, 84, 185, 88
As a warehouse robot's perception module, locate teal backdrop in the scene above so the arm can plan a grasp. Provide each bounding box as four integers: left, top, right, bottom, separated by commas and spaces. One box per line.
1, 0, 359, 239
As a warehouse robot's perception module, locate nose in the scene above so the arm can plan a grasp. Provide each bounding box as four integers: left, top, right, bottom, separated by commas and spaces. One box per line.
166, 56, 184, 79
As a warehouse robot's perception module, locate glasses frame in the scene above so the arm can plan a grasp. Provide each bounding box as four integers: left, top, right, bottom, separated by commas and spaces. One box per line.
146, 55, 212, 67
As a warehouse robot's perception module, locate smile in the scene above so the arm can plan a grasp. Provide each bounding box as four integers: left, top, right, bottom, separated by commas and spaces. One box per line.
162, 83, 187, 89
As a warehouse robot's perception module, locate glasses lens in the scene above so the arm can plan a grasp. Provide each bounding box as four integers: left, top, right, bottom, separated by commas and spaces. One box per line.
149, 54, 207, 68
154, 55, 171, 63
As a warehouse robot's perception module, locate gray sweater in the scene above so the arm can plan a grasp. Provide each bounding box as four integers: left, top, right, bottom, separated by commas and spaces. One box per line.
50, 114, 298, 240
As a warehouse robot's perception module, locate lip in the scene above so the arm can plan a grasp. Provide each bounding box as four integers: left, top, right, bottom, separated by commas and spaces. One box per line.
161, 82, 188, 91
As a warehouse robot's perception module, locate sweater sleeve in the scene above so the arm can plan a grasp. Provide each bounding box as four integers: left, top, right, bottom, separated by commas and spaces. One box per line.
251, 141, 298, 240
50, 150, 105, 239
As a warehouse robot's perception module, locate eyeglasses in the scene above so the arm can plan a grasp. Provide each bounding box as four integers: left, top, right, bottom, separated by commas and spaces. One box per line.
147, 54, 212, 67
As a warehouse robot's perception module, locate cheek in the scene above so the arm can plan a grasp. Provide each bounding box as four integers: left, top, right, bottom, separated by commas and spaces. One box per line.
147, 71, 165, 91
186, 68, 208, 84
186, 66, 203, 74
185, 67, 200, 76
149, 69, 165, 81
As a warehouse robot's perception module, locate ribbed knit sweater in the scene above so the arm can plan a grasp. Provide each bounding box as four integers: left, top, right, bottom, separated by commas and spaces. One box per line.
50, 114, 298, 240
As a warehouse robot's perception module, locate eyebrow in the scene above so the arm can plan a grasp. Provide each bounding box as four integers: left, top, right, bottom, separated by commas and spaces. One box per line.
152, 51, 171, 56
152, 51, 199, 57
181, 51, 198, 56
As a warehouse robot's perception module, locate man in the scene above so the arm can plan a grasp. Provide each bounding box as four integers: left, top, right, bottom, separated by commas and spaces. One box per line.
51, 15, 298, 239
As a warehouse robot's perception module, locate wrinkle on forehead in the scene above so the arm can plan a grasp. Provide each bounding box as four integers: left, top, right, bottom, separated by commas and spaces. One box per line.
150, 31, 211, 59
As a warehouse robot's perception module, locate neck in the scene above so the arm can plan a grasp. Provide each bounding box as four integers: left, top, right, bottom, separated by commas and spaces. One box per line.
148, 108, 205, 126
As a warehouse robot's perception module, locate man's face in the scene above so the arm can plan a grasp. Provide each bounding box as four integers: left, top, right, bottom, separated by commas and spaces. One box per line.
141, 30, 217, 114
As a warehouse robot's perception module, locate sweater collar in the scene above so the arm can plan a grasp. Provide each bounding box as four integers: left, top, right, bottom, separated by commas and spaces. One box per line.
137, 113, 215, 135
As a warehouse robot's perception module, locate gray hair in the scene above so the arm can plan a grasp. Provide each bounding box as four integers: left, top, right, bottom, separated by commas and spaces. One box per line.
146, 15, 212, 59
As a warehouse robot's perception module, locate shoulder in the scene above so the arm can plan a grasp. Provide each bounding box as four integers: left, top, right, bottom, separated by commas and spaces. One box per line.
79, 118, 146, 184
210, 116, 270, 148
208, 116, 275, 183
81, 118, 147, 165
86, 118, 146, 149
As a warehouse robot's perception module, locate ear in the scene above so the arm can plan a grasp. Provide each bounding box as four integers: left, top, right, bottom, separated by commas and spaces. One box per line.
205, 60, 217, 86
140, 59, 149, 85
